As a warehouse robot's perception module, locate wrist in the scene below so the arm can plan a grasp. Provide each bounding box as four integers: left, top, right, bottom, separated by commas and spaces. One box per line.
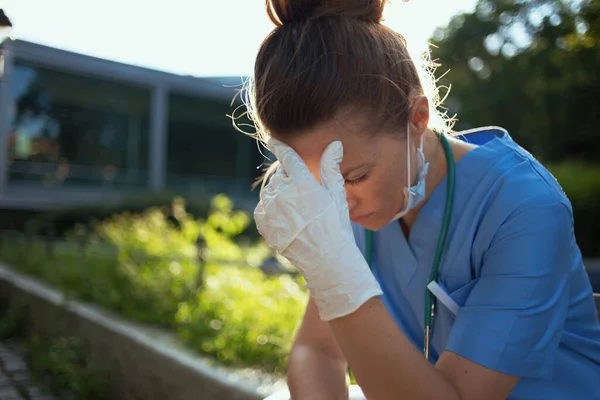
308, 251, 383, 321
281, 234, 382, 321
313, 283, 383, 321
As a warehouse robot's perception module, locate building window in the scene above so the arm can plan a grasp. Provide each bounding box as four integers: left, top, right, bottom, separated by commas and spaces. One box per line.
8, 61, 151, 188
166, 92, 241, 193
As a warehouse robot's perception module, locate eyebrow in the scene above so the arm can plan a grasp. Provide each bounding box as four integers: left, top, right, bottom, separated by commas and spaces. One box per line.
342, 162, 374, 179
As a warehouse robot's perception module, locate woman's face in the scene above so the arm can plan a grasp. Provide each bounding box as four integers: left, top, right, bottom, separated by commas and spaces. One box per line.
278, 119, 415, 231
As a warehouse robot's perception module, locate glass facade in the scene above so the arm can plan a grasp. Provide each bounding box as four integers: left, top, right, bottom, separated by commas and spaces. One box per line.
0, 41, 266, 210
166, 92, 244, 193
8, 61, 151, 188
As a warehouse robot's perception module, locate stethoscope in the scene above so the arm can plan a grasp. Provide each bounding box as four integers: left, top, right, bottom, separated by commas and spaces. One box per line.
364, 133, 456, 361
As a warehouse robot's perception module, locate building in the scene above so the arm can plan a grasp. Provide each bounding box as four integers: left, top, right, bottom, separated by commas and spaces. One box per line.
0, 39, 266, 213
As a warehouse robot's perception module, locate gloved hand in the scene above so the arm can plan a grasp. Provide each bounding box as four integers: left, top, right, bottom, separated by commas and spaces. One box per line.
254, 138, 382, 321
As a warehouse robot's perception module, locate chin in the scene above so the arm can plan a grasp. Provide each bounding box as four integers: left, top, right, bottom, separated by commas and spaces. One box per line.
352, 214, 389, 231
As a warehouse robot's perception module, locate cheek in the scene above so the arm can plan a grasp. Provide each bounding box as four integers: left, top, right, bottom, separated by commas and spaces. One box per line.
369, 164, 406, 211
347, 172, 396, 209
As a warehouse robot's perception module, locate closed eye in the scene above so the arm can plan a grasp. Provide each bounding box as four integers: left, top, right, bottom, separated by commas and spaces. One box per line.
345, 173, 369, 186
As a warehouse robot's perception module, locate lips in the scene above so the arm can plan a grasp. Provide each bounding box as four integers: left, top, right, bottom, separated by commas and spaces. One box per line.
350, 212, 373, 223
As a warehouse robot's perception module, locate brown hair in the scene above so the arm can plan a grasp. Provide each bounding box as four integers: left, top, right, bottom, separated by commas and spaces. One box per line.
235, 0, 452, 186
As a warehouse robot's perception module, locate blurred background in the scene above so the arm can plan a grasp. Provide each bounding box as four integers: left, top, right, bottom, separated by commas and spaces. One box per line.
0, 1, 598, 399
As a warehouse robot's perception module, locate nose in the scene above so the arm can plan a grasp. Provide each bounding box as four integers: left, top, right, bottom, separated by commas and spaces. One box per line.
346, 190, 358, 211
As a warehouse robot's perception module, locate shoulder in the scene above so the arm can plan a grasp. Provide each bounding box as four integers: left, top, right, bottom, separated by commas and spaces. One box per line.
472, 132, 572, 222
458, 131, 575, 260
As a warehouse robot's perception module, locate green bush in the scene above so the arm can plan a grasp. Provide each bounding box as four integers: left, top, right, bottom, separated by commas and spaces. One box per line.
0, 194, 307, 375
546, 162, 600, 258
175, 266, 306, 373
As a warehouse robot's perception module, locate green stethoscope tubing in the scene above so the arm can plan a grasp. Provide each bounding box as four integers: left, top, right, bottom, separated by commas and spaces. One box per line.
364, 133, 456, 360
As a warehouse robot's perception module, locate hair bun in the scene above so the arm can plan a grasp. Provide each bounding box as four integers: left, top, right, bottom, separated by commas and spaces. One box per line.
266, 0, 387, 26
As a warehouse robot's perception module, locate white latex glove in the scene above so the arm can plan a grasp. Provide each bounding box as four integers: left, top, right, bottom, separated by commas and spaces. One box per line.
254, 138, 382, 321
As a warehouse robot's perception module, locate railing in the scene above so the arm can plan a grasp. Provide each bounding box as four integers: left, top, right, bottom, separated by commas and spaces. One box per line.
8, 160, 254, 193
8, 160, 148, 187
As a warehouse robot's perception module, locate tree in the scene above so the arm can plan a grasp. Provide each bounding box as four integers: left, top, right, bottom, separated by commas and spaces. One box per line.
431, 0, 600, 161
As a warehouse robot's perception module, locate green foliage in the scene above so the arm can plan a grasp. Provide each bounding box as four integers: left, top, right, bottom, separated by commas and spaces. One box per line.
0, 306, 106, 399
432, 0, 600, 162
0, 194, 307, 375
25, 334, 107, 400
176, 266, 306, 373
0, 305, 27, 340
546, 162, 600, 257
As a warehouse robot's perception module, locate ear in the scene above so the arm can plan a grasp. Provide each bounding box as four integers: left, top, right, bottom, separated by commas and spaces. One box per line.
408, 95, 430, 141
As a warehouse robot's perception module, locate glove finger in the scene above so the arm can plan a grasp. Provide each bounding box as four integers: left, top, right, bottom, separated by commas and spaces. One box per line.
254, 163, 306, 253
318, 141, 343, 190
268, 137, 312, 181
318, 141, 348, 215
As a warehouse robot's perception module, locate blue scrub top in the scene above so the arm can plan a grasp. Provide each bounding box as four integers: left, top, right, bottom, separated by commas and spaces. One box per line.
352, 127, 600, 399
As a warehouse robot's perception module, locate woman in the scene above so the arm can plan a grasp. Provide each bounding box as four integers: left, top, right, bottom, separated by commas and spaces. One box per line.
247, 1, 600, 399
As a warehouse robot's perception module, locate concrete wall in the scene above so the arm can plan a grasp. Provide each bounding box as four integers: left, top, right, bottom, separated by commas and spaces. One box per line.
0, 264, 281, 400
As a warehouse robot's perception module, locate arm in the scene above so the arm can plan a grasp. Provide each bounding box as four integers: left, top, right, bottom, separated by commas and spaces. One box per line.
288, 298, 349, 400
328, 200, 573, 399
329, 298, 518, 400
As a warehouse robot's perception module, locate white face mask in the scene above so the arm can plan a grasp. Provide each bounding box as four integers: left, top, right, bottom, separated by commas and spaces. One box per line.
389, 122, 430, 222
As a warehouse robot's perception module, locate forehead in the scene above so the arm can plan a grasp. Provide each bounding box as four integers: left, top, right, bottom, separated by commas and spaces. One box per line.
282, 120, 378, 172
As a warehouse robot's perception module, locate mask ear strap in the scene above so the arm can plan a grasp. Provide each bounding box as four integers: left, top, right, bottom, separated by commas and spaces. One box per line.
406, 122, 411, 190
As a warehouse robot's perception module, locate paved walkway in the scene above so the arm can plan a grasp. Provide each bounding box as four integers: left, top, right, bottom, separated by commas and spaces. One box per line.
0, 340, 57, 400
